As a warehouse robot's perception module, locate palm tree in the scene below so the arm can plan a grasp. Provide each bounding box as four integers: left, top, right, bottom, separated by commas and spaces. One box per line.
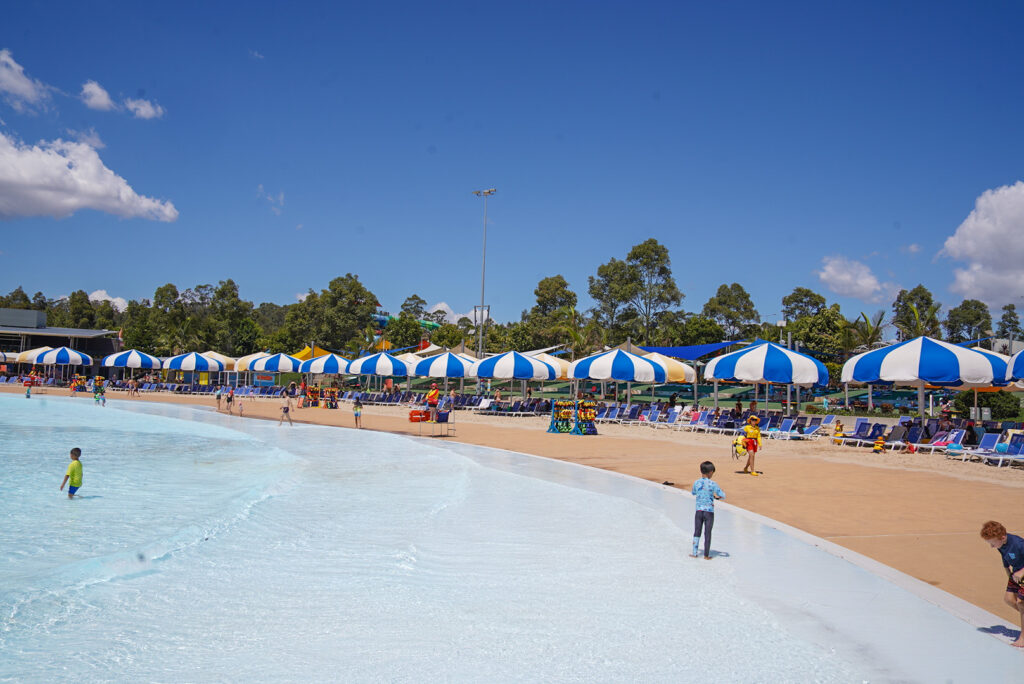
895, 303, 941, 341
548, 306, 596, 359
851, 311, 887, 351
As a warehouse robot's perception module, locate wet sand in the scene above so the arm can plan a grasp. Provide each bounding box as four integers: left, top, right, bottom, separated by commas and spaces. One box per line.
12, 384, 1024, 624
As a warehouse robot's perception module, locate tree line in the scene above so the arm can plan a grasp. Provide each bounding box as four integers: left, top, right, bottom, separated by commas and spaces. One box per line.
2, 238, 1021, 362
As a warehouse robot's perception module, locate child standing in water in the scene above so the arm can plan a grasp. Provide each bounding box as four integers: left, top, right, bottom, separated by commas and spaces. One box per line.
691, 461, 725, 559
59, 447, 83, 499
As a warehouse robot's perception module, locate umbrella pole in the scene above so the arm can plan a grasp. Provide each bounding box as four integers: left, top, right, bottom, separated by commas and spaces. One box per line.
794, 385, 800, 414
868, 384, 873, 411
713, 380, 719, 410
844, 383, 849, 409
918, 384, 926, 419
974, 388, 978, 419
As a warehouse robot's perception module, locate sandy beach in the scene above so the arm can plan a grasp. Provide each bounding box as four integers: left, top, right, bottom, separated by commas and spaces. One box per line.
12, 383, 1024, 624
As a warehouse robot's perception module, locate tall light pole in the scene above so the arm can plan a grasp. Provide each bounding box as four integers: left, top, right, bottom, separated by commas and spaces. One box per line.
472, 188, 496, 358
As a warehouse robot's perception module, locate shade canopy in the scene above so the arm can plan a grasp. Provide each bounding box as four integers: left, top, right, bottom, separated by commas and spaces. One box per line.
470, 351, 556, 380
704, 341, 828, 387
529, 352, 570, 380
1007, 348, 1024, 382
102, 349, 163, 369
17, 346, 53, 363
414, 352, 475, 378
347, 351, 410, 377
841, 337, 1006, 388
201, 351, 237, 371
164, 352, 225, 372
568, 349, 667, 383
248, 353, 303, 373
299, 354, 350, 374
642, 352, 697, 383
292, 345, 337, 361
234, 352, 271, 371
27, 346, 93, 366
0, 350, 16, 363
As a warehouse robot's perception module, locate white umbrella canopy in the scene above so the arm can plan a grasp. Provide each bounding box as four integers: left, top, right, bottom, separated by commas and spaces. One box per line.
642, 352, 696, 383
164, 352, 225, 372
201, 351, 237, 371
568, 349, 667, 383
17, 346, 52, 364
529, 352, 569, 380
347, 351, 411, 377
235, 352, 272, 372
470, 351, 556, 380
102, 349, 163, 369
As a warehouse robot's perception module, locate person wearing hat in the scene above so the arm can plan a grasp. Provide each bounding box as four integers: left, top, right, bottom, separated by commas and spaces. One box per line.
741, 416, 763, 475
426, 382, 441, 422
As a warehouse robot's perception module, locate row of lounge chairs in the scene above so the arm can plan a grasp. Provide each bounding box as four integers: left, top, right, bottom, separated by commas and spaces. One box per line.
0, 375, 55, 385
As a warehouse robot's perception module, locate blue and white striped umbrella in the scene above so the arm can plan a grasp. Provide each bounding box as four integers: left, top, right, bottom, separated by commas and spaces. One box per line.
414, 352, 475, 378
841, 336, 1005, 388
299, 354, 350, 374
1007, 349, 1024, 382
705, 341, 828, 386
470, 351, 556, 380
0, 350, 15, 363
29, 346, 93, 366
568, 349, 666, 383
102, 349, 163, 369
163, 352, 225, 372
249, 353, 303, 373
347, 351, 410, 377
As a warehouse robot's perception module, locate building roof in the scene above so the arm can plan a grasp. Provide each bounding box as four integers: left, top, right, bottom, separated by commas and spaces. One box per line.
0, 325, 117, 339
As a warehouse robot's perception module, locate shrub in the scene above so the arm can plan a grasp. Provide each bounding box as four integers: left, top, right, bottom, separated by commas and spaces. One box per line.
952, 390, 1022, 420
805, 404, 820, 414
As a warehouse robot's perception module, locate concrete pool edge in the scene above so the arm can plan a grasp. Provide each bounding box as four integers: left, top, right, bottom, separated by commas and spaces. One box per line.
416, 435, 1016, 637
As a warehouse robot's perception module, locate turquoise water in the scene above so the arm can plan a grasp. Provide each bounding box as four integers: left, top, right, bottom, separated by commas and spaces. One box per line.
1, 395, 869, 681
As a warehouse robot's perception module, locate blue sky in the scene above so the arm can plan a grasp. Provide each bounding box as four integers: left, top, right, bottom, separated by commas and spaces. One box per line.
2, 1, 1023, 324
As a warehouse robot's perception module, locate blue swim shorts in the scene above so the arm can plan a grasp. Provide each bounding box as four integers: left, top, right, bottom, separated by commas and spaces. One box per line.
68, 486, 80, 495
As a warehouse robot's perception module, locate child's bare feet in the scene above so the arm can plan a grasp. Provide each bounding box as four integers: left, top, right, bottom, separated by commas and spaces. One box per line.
1012, 636, 1024, 648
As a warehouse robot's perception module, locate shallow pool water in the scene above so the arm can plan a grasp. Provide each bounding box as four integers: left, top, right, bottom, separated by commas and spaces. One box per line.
0, 395, 1017, 681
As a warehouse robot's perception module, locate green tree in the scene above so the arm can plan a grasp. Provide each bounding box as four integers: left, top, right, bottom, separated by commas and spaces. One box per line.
456, 316, 475, 336
943, 299, 992, 344
253, 302, 289, 336
1, 286, 32, 309
121, 300, 156, 351
531, 275, 577, 318
385, 314, 424, 350
996, 304, 1022, 342
781, 287, 826, 322
547, 305, 597, 359
892, 285, 941, 339
787, 304, 846, 359
400, 294, 428, 320
623, 239, 682, 344
587, 257, 637, 332
658, 312, 726, 346
232, 317, 263, 355
93, 300, 118, 330
423, 309, 447, 325
280, 275, 378, 350
66, 290, 95, 329
702, 283, 759, 338
31, 291, 47, 310
431, 324, 464, 348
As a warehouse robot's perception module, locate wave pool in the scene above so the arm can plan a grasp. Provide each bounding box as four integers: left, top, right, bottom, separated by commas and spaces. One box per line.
0, 395, 1018, 682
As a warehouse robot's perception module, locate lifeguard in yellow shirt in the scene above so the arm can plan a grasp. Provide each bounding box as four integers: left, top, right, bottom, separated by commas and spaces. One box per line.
741, 416, 763, 476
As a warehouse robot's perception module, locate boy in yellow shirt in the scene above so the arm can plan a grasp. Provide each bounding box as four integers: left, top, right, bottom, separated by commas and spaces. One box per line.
60, 447, 83, 498
741, 416, 763, 476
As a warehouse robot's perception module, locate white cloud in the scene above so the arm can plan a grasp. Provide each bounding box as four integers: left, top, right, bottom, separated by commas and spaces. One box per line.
899, 243, 921, 254
257, 184, 285, 214
80, 80, 115, 110
943, 181, 1024, 307
296, 292, 309, 302
817, 256, 898, 303
428, 301, 489, 325
0, 131, 178, 221
0, 49, 50, 112
65, 127, 105, 149
89, 289, 128, 311
249, 49, 265, 60
123, 97, 164, 119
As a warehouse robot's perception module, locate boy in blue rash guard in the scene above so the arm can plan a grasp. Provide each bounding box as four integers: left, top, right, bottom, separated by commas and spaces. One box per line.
691, 461, 725, 559
981, 520, 1024, 647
